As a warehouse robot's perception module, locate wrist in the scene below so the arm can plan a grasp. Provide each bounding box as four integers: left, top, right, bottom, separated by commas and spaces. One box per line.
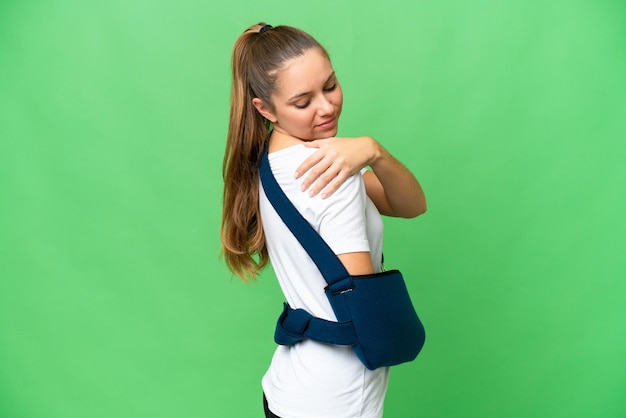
365, 136, 384, 167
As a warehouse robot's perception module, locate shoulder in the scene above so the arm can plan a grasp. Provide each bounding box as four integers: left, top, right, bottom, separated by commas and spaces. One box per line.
268, 144, 314, 173
267, 145, 366, 215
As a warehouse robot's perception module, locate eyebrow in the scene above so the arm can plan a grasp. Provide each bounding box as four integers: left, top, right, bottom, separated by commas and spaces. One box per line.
287, 72, 336, 102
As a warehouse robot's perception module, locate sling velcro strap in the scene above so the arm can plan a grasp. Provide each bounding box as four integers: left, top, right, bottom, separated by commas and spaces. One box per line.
274, 303, 358, 346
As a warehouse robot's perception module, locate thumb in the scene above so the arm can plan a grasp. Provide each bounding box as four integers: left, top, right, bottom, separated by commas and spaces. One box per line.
303, 137, 336, 148
303, 139, 322, 148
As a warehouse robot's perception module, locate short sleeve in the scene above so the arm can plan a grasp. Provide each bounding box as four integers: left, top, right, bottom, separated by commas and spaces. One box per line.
302, 173, 371, 256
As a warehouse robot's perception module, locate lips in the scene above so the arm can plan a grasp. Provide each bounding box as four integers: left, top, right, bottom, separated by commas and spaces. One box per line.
316, 118, 336, 129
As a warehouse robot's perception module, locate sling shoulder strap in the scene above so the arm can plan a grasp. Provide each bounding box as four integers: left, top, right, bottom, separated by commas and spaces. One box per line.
259, 146, 350, 286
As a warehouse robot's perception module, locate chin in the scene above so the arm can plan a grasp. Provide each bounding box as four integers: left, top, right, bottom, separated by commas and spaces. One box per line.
319, 126, 339, 138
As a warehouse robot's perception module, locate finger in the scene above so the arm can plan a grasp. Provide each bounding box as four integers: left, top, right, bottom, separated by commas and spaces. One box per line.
302, 137, 334, 148
300, 157, 334, 191
320, 171, 350, 199
294, 149, 326, 179
307, 163, 343, 197
302, 139, 322, 148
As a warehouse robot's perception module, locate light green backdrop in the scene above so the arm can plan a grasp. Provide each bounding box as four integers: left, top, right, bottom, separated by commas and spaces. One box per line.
1, 1, 624, 417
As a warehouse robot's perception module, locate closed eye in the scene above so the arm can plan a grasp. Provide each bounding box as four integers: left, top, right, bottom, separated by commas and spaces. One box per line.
293, 81, 337, 109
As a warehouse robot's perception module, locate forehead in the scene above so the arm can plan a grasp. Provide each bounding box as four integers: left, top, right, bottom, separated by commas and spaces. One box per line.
273, 48, 334, 96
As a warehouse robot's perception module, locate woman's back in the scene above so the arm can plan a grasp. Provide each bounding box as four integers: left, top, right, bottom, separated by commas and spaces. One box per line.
259, 144, 389, 418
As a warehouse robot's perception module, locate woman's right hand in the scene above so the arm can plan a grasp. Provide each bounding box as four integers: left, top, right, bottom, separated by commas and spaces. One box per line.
295, 136, 379, 199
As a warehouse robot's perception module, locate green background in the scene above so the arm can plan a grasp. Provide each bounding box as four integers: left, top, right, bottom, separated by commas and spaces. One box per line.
1, 0, 624, 417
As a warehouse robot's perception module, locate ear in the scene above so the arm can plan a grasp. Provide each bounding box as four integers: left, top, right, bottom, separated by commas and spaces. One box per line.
252, 98, 277, 123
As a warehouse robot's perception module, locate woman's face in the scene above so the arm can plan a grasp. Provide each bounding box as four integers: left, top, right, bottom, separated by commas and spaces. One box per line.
255, 48, 343, 140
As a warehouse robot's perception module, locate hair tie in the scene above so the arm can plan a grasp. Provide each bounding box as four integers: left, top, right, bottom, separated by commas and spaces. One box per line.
259, 24, 273, 35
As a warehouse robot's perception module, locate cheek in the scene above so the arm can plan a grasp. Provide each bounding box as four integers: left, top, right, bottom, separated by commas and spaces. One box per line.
333, 89, 344, 108
282, 109, 313, 128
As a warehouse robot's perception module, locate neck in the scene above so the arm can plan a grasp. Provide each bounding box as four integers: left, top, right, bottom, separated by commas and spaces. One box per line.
268, 129, 307, 153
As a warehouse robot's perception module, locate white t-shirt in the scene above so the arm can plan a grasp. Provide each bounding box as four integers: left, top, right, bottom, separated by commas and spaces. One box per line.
260, 144, 390, 418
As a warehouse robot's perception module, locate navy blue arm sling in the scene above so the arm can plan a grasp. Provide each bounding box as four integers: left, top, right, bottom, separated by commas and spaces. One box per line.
259, 146, 425, 370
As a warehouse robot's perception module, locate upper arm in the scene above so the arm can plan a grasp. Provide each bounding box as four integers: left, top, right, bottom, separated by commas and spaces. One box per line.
313, 173, 375, 274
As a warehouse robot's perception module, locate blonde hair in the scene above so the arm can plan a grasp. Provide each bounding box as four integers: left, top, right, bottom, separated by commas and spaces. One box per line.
221, 23, 329, 280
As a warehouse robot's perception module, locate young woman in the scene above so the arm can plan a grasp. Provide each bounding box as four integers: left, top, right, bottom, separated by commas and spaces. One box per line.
222, 23, 426, 418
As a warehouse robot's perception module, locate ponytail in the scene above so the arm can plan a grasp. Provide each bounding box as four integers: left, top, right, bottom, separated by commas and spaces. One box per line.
221, 23, 328, 281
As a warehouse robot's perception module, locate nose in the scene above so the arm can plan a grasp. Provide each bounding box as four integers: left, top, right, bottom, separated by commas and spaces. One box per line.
317, 95, 334, 116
